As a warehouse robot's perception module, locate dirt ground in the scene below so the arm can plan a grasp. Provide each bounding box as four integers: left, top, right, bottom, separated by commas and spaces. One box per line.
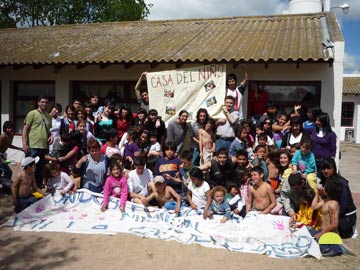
1, 144, 359, 270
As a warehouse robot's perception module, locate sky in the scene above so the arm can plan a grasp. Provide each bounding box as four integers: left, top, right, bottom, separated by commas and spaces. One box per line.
144, 0, 360, 74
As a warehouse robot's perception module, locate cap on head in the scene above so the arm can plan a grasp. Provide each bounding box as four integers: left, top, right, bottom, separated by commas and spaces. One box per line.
153, 175, 165, 184
21, 156, 40, 168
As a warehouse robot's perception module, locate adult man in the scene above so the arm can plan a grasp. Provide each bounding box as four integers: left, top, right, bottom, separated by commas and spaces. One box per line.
0, 121, 23, 179
225, 64, 248, 120
22, 96, 53, 187
134, 71, 150, 112
215, 96, 239, 151
127, 157, 154, 204
279, 173, 306, 223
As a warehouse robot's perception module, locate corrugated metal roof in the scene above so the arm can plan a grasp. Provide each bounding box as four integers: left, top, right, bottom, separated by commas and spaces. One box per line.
343, 76, 360, 95
0, 12, 342, 66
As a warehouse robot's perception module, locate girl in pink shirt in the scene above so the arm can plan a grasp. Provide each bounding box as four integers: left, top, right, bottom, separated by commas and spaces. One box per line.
100, 162, 128, 212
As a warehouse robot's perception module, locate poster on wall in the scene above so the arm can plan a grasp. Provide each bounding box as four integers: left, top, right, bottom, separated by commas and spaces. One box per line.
147, 64, 226, 124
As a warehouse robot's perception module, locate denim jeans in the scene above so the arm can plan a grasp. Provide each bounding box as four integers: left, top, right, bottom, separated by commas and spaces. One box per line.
27, 148, 48, 188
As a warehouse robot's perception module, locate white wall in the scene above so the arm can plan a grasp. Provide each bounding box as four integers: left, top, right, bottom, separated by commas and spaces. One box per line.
340, 94, 360, 143
0, 61, 339, 145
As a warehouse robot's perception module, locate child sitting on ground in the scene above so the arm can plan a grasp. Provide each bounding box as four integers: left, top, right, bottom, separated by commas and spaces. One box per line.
43, 163, 74, 195
11, 156, 47, 213
142, 175, 181, 215
186, 167, 211, 210
290, 187, 321, 230
100, 162, 128, 212
225, 184, 245, 217
246, 166, 276, 215
291, 138, 317, 191
310, 177, 343, 256
204, 185, 232, 223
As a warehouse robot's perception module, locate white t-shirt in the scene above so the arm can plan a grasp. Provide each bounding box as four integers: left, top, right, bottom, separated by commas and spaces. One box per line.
187, 180, 210, 208
149, 142, 161, 152
127, 168, 153, 195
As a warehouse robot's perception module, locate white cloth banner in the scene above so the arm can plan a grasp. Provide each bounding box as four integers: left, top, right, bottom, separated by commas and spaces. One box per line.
3, 190, 321, 259
147, 64, 226, 124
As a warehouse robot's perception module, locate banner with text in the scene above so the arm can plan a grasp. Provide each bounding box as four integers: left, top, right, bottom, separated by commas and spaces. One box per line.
147, 64, 226, 124
3, 189, 321, 259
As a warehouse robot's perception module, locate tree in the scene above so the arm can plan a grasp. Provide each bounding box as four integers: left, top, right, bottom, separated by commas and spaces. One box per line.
0, 0, 150, 28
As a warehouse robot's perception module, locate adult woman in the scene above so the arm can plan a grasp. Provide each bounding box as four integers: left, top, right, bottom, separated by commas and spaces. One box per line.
281, 115, 309, 150
276, 149, 293, 193
135, 129, 150, 159
116, 104, 133, 140
61, 105, 76, 135
319, 158, 357, 238
74, 138, 109, 193
190, 108, 209, 165
94, 100, 117, 144
311, 112, 337, 171
49, 103, 62, 154
166, 109, 189, 156
73, 105, 93, 133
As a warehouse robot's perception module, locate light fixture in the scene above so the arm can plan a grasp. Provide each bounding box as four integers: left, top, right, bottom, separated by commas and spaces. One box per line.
330, 3, 350, 14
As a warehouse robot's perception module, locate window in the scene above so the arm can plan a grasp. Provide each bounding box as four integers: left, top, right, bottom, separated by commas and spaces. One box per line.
341, 102, 354, 127
72, 81, 138, 110
248, 81, 321, 115
13, 81, 55, 134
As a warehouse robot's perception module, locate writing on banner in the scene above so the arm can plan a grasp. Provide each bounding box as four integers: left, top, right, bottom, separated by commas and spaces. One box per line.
147, 64, 226, 124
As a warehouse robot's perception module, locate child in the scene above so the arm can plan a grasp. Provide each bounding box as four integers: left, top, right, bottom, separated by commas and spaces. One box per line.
153, 143, 182, 196
187, 167, 211, 210
266, 149, 280, 191
123, 128, 139, 170
290, 187, 321, 230
272, 113, 290, 149
198, 118, 216, 165
229, 125, 248, 163
246, 166, 276, 215
147, 129, 161, 171
204, 185, 232, 223
101, 162, 128, 212
70, 167, 81, 193
234, 149, 252, 208
76, 119, 95, 155
310, 177, 343, 256
225, 184, 245, 217
11, 156, 46, 213
44, 163, 74, 195
291, 138, 317, 191
252, 145, 269, 182
178, 150, 194, 187
142, 176, 181, 214
100, 128, 120, 158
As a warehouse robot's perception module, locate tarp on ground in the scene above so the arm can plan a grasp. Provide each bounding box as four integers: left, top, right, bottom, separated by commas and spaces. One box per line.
3, 189, 321, 259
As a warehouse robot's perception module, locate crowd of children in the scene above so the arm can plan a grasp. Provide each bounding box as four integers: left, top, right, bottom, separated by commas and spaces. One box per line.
5, 73, 357, 257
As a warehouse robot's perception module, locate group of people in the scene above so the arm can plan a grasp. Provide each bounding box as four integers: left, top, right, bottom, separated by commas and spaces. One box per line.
3, 69, 357, 256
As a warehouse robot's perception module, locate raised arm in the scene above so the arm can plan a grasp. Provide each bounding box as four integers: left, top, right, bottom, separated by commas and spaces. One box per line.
134, 72, 148, 100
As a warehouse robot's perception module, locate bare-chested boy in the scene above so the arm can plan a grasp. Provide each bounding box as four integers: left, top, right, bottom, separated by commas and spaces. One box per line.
11, 156, 46, 213
310, 176, 344, 256
246, 166, 276, 214
311, 177, 341, 239
142, 175, 181, 214
198, 118, 216, 165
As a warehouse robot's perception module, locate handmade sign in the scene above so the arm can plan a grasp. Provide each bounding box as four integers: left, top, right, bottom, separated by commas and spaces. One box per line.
147, 64, 226, 124
3, 190, 321, 259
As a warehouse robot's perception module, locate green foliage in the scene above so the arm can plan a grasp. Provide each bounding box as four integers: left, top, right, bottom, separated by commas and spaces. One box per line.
0, 0, 150, 28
